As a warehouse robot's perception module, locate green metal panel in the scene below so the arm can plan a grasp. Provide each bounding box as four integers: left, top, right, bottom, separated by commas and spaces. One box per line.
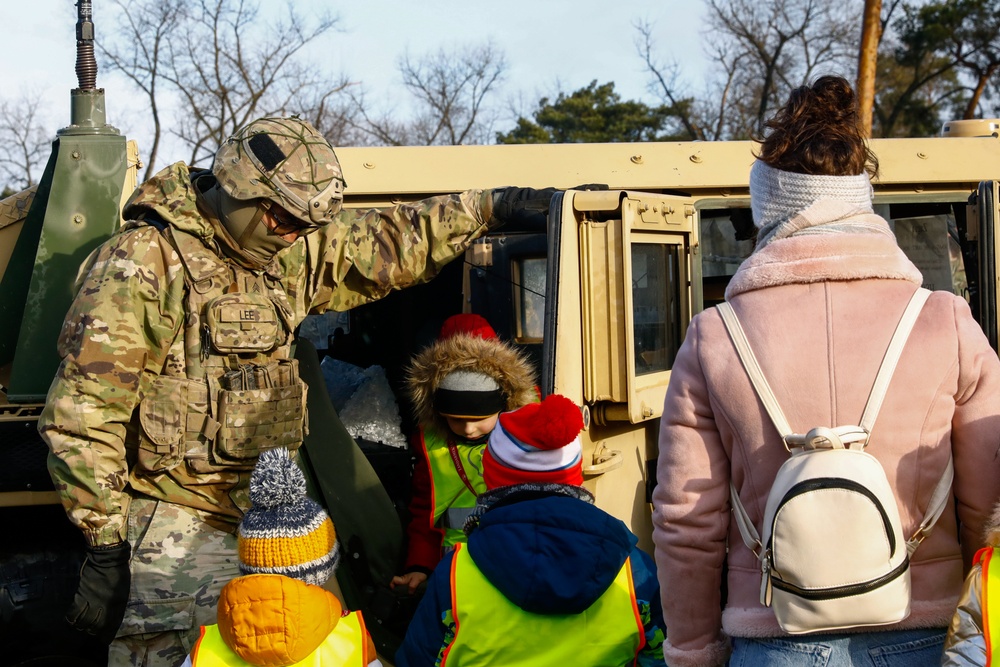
0, 152, 57, 371
6, 91, 127, 402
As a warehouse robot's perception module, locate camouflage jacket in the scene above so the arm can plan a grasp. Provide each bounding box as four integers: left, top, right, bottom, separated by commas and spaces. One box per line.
39, 162, 492, 547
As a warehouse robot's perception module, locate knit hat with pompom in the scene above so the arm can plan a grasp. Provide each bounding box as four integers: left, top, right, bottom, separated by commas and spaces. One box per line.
483, 394, 585, 489
238, 447, 339, 586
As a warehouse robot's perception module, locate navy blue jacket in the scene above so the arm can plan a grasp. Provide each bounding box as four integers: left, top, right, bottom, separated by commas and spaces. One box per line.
395, 486, 665, 666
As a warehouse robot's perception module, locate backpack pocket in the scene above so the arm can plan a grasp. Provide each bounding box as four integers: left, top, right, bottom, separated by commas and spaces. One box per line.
761, 449, 911, 634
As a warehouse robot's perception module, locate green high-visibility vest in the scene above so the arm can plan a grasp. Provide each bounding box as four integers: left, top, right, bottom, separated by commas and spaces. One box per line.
442, 544, 645, 666
979, 547, 1000, 665
191, 610, 367, 666
423, 427, 487, 549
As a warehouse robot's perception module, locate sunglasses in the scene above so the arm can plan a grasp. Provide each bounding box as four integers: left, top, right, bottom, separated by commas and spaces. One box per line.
261, 201, 312, 236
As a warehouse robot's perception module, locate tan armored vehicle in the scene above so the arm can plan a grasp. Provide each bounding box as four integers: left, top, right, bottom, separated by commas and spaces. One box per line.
4, 6, 1000, 663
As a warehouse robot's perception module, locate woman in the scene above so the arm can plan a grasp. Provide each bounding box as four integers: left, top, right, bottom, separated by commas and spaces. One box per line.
652, 75, 1000, 666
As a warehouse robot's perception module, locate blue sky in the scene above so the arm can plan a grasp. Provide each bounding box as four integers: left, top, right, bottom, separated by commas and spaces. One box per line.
6, 1, 708, 160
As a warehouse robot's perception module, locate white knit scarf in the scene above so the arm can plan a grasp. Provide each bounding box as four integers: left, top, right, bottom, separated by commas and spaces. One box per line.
750, 160, 889, 248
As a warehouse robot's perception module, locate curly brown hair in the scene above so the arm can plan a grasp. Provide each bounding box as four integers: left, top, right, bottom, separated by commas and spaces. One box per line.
756, 75, 878, 179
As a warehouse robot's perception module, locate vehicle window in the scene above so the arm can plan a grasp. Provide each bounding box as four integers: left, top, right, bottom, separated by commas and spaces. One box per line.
697, 202, 969, 305
699, 208, 755, 308
881, 203, 968, 300
632, 243, 683, 375
513, 257, 546, 343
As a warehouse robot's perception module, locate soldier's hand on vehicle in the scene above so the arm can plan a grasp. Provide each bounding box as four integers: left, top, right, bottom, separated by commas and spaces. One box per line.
67, 541, 132, 644
488, 186, 560, 229
488, 184, 611, 229
391, 570, 428, 594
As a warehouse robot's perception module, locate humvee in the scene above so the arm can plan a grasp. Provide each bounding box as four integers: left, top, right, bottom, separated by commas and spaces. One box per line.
5, 5, 1000, 666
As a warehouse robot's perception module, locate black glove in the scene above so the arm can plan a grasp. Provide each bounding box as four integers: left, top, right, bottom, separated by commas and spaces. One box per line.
67, 541, 131, 644
488, 185, 613, 230
489, 187, 559, 229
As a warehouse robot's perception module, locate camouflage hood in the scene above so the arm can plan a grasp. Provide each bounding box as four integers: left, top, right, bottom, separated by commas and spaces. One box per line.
122, 162, 216, 243
406, 333, 537, 432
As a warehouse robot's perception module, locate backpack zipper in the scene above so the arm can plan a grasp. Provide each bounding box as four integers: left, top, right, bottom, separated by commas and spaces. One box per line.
770, 556, 910, 600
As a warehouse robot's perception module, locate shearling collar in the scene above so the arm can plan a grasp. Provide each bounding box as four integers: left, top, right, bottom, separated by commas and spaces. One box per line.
724, 218, 923, 301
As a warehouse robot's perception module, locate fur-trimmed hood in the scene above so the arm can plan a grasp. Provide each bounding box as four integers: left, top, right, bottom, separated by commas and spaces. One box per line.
986, 502, 1000, 547
406, 333, 537, 431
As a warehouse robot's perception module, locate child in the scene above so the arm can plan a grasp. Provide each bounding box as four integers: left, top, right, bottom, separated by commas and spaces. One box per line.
183, 448, 382, 667
395, 394, 666, 666
942, 504, 1000, 666
390, 313, 537, 594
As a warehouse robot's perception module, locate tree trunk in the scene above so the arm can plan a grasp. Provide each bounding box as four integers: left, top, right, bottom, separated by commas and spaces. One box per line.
856, 0, 883, 137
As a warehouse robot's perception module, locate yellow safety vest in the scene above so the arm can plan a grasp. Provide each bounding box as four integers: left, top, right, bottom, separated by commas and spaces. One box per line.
980, 547, 1000, 665
191, 610, 368, 666
423, 428, 487, 549
441, 544, 645, 666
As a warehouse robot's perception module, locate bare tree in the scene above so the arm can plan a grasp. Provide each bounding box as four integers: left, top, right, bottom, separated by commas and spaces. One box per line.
705, 0, 859, 138
354, 43, 508, 146
638, 0, 860, 141
857, 0, 883, 136
98, 0, 186, 180
0, 92, 52, 194
634, 20, 706, 140
856, 0, 903, 136
165, 0, 348, 165
98, 0, 352, 169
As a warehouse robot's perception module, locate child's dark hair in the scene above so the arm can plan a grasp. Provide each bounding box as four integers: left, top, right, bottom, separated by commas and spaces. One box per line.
757, 75, 878, 179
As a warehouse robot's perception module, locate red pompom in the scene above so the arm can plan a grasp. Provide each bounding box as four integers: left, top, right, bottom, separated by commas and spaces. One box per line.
439, 313, 498, 341
500, 394, 583, 450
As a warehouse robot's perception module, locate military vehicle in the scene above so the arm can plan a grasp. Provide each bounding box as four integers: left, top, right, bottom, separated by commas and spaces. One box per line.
4, 3, 1000, 665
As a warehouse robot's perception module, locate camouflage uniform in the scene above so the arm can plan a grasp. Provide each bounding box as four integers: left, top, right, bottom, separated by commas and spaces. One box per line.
39, 152, 493, 664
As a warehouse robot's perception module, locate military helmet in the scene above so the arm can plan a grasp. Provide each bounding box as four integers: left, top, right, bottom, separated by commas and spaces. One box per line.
213, 116, 346, 227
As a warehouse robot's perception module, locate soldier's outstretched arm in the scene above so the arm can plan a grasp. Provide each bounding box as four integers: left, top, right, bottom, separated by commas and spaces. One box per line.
299, 186, 556, 313
38, 226, 183, 547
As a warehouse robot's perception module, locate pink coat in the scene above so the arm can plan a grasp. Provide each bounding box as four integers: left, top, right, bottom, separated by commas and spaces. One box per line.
652, 230, 1000, 667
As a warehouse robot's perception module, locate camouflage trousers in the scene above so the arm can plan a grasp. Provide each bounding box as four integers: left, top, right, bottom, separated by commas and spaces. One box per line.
108, 495, 239, 667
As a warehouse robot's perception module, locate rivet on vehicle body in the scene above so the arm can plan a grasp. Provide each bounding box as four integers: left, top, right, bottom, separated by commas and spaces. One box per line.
72, 151, 81, 159
73, 214, 84, 224
363, 162, 376, 169
690, 155, 702, 163
630, 155, 643, 164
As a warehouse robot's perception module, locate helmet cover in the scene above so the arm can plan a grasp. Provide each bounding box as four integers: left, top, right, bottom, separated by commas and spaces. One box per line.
213, 116, 346, 227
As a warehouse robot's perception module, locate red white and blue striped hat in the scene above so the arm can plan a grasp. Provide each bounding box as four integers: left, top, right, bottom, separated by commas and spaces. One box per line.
483, 394, 585, 489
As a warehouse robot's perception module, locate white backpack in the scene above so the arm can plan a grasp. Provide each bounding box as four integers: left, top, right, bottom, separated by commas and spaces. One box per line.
717, 288, 954, 634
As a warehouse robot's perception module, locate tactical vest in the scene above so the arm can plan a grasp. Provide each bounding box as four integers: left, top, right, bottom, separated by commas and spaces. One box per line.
133, 226, 307, 480
422, 427, 487, 549
442, 544, 645, 666
191, 610, 369, 666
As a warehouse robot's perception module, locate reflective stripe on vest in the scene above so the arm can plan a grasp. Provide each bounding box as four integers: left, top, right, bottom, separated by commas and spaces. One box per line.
191, 610, 368, 667
980, 547, 1000, 666
441, 544, 645, 667
422, 428, 486, 548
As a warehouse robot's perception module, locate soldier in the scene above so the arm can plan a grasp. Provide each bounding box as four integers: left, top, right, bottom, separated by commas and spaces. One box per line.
37, 116, 555, 666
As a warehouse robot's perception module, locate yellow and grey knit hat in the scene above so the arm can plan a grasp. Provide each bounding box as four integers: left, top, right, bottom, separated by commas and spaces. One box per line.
238, 448, 339, 587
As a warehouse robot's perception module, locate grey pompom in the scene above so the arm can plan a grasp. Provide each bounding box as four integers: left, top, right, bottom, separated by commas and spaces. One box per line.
249, 448, 306, 509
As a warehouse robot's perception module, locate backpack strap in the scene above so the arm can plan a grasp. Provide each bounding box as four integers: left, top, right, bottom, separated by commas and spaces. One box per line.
718, 288, 951, 558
